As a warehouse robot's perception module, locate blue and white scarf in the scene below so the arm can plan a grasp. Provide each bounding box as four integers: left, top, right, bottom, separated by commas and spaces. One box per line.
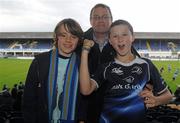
47, 48, 79, 123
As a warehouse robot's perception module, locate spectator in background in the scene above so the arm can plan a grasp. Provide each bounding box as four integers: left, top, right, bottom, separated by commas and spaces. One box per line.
18, 81, 24, 90
1, 88, 13, 107
83, 3, 140, 123
172, 68, 179, 81
159, 67, 164, 74
11, 84, 18, 100
168, 64, 171, 73
13, 88, 23, 111
174, 85, 180, 103
80, 19, 172, 123
2, 84, 8, 91
23, 18, 84, 123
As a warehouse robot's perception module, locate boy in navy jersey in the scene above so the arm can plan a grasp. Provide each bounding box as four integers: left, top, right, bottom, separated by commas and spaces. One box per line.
80, 19, 172, 123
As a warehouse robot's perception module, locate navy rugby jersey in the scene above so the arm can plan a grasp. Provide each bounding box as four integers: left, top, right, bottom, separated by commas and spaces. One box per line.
91, 57, 167, 123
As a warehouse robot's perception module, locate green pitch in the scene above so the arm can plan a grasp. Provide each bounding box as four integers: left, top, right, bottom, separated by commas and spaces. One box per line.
0, 58, 32, 90
152, 60, 180, 93
0, 58, 180, 93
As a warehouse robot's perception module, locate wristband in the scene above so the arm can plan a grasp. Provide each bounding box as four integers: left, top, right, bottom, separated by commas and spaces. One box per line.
82, 47, 91, 52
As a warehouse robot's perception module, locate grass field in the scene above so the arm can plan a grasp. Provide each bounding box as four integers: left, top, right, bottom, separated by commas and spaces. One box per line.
0, 58, 180, 93
0, 58, 32, 90
152, 60, 180, 93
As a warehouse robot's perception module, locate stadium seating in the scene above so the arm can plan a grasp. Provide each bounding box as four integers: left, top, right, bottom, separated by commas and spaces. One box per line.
0, 116, 6, 123
146, 105, 180, 123
156, 115, 178, 123
9, 116, 24, 123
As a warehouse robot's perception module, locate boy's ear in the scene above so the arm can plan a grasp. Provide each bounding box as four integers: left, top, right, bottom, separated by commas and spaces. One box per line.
109, 39, 113, 45
131, 35, 135, 43
53, 33, 57, 41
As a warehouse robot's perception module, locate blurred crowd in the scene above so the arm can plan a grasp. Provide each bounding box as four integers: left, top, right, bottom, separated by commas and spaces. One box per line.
0, 82, 24, 111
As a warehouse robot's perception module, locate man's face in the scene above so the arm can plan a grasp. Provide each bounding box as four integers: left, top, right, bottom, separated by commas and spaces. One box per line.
90, 7, 112, 34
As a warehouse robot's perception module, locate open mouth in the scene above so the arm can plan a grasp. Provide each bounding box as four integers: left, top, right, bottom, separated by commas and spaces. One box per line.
118, 44, 125, 50
64, 44, 72, 48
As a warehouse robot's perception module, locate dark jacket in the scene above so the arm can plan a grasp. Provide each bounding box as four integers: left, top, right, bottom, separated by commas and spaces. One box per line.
22, 50, 83, 123
84, 28, 114, 74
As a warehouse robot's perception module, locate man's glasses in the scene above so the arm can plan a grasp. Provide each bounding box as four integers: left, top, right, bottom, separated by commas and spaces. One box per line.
91, 15, 111, 21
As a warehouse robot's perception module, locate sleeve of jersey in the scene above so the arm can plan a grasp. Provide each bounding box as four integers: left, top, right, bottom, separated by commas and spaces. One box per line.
148, 60, 168, 95
90, 64, 106, 89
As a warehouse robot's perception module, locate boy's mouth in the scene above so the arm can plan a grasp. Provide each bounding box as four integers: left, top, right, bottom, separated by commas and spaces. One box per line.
118, 44, 125, 50
64, 44, 73, 48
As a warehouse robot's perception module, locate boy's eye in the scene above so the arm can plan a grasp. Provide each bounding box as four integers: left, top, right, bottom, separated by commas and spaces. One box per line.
58, 33, 66, 37
122, 33, 128, 36
61, 34, 66, 37
72, 35, 78, 39
111, 34, 118, 38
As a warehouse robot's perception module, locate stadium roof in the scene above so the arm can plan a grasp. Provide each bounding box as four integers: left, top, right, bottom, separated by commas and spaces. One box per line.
0, 32, 53, 39
135, 32, 180, 39
0, 32, 180, 39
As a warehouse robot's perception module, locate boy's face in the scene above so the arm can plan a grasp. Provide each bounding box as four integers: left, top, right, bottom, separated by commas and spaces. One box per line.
109, 25, 134, 57
57, 25, 79, 57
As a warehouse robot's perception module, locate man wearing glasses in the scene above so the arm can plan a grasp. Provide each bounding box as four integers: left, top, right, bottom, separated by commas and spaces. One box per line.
82, 3, 139, 123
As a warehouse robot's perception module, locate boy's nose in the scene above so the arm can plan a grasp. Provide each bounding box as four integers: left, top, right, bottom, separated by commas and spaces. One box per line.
118, 36, 123, 42
66, 37, 71, 42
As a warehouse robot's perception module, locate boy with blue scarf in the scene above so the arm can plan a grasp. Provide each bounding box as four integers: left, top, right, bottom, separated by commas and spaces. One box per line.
23, 18, 84, 123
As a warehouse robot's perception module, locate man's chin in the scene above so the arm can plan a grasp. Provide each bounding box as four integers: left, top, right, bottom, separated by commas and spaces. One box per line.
95, 29, 108, 33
